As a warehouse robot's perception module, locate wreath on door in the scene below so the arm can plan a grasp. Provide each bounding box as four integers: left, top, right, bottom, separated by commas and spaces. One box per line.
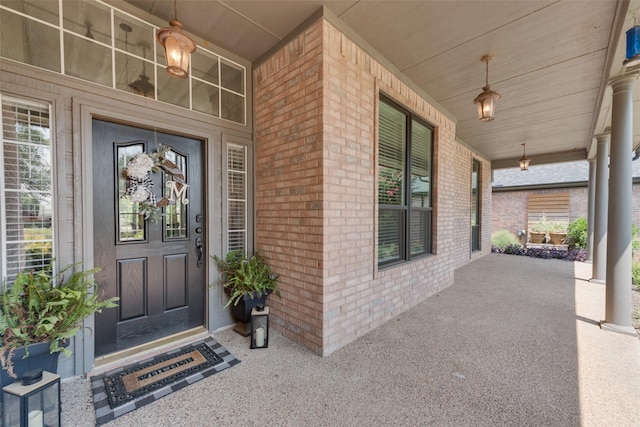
123, 144, 188, 222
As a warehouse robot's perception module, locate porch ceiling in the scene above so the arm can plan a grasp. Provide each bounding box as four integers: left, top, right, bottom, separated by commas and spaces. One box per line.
125, 0, 640, 168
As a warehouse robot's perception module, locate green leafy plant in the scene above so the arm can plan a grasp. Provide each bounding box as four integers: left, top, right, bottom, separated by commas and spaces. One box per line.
211, 251, 281, 308
547, 221, 568, 233
0, 263, 119, 378
491, 230, 522, 251
567, 217, 587, 248
633, 261, 640, 290
633, 224, 640, 255
530, 214, 549, 233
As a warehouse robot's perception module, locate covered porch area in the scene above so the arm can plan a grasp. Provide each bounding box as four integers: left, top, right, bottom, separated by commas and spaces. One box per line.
61, 254, 640, 426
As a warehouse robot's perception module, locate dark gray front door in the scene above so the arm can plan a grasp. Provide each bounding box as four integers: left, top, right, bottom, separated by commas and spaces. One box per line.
92, 119, 205, 357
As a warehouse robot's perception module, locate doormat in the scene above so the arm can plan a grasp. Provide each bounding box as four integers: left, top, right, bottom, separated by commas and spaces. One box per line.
91, 336, 239, 426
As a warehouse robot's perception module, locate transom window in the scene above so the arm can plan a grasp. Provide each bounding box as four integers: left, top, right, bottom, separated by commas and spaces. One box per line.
0, 0, 246, 124
378, 97, 433, 266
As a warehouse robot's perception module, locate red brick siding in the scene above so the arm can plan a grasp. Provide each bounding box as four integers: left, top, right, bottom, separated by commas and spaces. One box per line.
255, 19, 492, 356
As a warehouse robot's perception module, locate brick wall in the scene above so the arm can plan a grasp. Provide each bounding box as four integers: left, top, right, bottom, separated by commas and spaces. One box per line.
255, 18, 492, 356
493, 184, 640, 260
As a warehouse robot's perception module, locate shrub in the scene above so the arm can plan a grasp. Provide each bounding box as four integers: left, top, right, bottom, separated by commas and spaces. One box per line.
547, 221, 568, 233
491, 230, 522, 251
567, 217, 587, 248
633, 261, 640, 289
633, 224, 640, 255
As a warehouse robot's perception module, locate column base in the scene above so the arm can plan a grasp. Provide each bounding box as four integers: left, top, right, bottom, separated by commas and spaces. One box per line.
589, 278, 605, 284
599, 321, 638, 337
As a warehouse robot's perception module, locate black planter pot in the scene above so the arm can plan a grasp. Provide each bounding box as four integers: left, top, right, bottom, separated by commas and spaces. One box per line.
227, 290, 271, 336
0, 341, 64, 387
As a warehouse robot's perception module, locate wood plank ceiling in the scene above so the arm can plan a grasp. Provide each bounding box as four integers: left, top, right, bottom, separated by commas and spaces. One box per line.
124, 0, 640, 168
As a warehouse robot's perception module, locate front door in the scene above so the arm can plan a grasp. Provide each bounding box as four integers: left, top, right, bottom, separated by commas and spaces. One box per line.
92, 119, 205, 357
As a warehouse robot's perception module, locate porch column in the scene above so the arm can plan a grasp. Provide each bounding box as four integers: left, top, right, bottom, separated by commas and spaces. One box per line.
586, 157, 596, 262
602, 73, 637, 335
591, 133, 609, 283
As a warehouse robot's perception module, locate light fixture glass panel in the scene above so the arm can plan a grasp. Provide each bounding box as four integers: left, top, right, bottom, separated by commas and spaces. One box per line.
1, 0, 59, 25
62, 0, 111, 44
220, 90, 244, 123
157, 65, 189, 108
114, 11, 154, 59
192, 80, 219, 116
64, 33, 112, 86
192, 49, 219, 85
0, 10, 61, 73
220, 59, 244, 93
115, 51, 147, 95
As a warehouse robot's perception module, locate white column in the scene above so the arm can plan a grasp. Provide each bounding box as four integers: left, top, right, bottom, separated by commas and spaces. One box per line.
591, 133, 609, 283
602, 73, 637, 335
586, 157, 596, 262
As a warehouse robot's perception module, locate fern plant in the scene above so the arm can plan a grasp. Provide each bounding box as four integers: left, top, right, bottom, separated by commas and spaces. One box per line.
211, 251, 281, 308
0, 263, 119, 378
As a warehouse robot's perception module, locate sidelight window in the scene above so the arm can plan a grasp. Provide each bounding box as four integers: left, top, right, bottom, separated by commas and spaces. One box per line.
378, 97, 433, 267
0, 96, 54, 282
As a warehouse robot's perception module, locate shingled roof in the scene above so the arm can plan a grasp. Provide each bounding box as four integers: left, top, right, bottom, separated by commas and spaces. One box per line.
492, 158, 640, 189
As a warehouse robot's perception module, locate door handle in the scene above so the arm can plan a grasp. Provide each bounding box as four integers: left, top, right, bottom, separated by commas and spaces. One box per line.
195, 237, 203, 268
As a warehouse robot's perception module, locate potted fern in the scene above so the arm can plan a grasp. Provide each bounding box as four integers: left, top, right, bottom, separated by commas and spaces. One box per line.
211, 251, 280, 336
0, 263, 119, 384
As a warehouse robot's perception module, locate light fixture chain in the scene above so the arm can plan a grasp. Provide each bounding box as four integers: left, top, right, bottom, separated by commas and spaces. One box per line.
174, 0, 179, 22
485, 59, 489, 87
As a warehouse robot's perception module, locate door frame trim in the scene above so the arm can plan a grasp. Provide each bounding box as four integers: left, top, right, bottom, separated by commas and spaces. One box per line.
75, 96, 250, 376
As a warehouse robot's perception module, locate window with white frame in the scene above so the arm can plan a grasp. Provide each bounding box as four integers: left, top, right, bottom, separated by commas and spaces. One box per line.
378, 96, 433, 266
227, 144, 246, 252
1, 96, 54, 282
0, 0, 246, 124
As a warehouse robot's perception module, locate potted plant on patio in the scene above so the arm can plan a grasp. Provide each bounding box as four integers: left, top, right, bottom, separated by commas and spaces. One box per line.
211, 250, 280, 335
547, 221, 568, 245
529, 217, 548, 244
0, 263, 119, 385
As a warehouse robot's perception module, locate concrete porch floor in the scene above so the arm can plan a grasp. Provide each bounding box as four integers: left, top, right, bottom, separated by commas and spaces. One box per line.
60, 254, 640, 426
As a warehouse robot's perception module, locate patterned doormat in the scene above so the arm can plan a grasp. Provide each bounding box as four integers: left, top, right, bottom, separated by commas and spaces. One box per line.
91, 336, 239, 425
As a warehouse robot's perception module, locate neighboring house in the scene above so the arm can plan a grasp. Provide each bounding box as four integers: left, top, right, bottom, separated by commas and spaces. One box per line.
0, 0, 491, 379
492, 159, 640, 243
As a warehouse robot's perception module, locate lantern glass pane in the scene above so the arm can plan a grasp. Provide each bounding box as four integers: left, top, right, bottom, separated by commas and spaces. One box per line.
3, 391, 21, 426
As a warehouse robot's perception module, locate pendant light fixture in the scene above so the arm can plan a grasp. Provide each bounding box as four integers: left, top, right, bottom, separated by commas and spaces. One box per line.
519, 143, 530, 171
156, 0, 196, 79
129, 44, 155, 98
473, 53, 501, 122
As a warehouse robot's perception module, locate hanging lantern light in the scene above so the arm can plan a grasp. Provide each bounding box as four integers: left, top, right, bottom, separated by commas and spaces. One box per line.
156, 0, 196, 79
473, 53, 501, 122
129, 45, 155, 97
519, 143, 531, 171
